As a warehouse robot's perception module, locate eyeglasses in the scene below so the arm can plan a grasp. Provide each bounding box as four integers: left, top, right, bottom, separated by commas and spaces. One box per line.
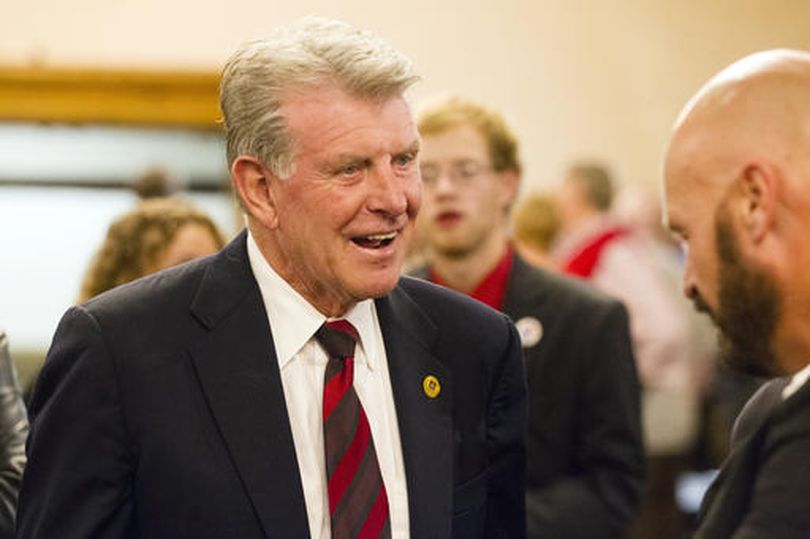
420, 160, 492, 188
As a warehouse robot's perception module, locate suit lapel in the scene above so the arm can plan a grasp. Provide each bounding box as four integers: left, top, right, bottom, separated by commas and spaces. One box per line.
189, 231, 309, 538
376, 284, 454, 538
696, 377, 793, 538
730, 377, 790, 444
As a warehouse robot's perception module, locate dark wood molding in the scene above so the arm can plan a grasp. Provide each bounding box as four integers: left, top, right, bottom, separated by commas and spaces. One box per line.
0, 66, 221, 129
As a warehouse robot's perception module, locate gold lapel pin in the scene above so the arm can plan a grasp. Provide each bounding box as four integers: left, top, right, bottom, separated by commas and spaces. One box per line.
423, 375, 441, 398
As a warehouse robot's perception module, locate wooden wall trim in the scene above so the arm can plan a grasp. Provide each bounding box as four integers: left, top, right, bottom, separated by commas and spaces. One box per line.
0, 66, 221, 129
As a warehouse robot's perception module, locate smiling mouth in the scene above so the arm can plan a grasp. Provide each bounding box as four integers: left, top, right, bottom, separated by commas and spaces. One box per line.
352, 231, 398, 249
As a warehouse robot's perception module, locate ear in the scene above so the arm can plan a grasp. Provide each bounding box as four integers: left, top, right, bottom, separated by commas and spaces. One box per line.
497, 170, 521, 210
733, 162, 777, 244
230, 156, 280, 229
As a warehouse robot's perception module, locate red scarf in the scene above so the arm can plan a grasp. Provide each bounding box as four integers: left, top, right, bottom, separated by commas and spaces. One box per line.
563, 227, 629, 278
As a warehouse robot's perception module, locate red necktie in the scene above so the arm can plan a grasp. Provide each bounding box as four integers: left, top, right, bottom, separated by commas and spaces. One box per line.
316, 320, 391, 539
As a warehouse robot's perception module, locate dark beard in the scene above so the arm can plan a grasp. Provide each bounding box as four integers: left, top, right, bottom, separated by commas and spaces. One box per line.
708, 207, 782, 377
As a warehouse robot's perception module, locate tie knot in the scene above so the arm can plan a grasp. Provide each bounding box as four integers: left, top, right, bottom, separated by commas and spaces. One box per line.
315, 320, 359, 359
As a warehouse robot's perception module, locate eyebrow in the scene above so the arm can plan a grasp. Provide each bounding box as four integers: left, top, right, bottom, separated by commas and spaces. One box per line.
333, 139, 420, 161
396, 139, 420, 156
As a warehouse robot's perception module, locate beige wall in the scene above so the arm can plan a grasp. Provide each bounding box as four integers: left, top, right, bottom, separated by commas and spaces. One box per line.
3, 0, 810, 191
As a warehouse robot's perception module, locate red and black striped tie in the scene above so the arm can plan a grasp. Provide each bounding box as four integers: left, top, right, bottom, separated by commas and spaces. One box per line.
316, 320, 391, 539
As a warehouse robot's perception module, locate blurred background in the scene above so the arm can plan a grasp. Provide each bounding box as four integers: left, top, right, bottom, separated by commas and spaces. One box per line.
1, 0, 809, 532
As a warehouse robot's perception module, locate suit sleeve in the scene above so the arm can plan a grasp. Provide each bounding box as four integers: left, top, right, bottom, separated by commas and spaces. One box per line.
17, 307, 135, 538
486, 315, 528, 539
526, 302, 645, 538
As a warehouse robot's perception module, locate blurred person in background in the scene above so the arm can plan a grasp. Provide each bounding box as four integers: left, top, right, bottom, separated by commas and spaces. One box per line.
615, 186, 758, 471
413, 95, 643, 538
553, 163, 693, 398
552, 163, 697, 537
512, 191, 562, 271
131, 167, 183, 200
664, 48, 810, 538
78, 197, 225, 302
0, 329, 28, 538
23, 198, 225, 403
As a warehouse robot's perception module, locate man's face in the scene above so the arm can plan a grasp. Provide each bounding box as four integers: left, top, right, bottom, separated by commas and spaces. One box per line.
665, 151, 781, 377
418, 125, 514, 258
265, 87, 421, 315
711, 206, 781, 377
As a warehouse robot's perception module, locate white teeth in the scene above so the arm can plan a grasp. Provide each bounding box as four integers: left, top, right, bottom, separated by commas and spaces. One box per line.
364, 231, 397, 241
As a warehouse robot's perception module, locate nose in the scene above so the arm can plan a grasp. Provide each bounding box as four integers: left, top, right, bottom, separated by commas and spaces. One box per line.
430, 169, 457, 196
368, 165, 409, 217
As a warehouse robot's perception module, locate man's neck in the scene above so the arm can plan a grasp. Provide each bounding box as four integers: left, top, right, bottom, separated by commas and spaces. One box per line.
430, 229, 510, 294
249, 223, 355, 318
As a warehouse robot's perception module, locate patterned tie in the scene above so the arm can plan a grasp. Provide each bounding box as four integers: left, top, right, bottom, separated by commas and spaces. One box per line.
315, 320, 391, 539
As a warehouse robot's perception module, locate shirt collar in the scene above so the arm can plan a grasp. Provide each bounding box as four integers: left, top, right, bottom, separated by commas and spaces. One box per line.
782, 362, 810, 400
430, 245, 514, 311
335, 301, 379, 371
246, 231, 379, 371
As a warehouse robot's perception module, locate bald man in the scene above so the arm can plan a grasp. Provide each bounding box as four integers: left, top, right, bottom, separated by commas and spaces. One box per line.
664, 49, 810, 538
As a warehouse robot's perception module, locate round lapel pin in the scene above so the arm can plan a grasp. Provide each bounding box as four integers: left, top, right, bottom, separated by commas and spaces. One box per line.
516, 316, 543, 348
423, 375, 441, 398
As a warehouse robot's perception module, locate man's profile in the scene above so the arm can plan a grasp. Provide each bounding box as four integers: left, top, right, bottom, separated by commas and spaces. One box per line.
663, 48, 810, 538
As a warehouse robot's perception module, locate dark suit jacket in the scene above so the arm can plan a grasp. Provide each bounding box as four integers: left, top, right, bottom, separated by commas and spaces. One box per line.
695, 375, 810, 538
18, 231, 527, 539
414, 254, 644, 538
505, 257, 643, 538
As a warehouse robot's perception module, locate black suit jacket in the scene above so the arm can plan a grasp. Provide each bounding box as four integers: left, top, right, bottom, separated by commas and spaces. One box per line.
415, 255, 644, 538
18, 231, 527, 538
695, 375, 810, 538
504, 257, 643, 538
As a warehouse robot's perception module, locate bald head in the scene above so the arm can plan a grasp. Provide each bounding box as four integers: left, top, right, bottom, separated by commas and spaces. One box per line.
675, 49, 810, 131
663, 49, 810, 376
667, 49, 810, 200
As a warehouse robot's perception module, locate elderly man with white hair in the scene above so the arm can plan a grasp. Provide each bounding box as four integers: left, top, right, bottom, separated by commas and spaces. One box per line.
17, 17, 526, 539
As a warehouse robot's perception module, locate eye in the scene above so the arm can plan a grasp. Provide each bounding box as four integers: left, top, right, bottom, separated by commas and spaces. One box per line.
337, 162, 363, 177
343, 164, 359, 174
393, 152, 416, 169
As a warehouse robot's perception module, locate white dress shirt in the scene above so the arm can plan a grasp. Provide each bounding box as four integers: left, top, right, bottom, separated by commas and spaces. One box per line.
782, 363, 810, 400
246, 232, 410, 538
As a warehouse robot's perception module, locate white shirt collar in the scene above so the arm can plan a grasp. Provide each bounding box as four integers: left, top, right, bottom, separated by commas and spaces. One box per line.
246, 231, 379, 371
782, 362, 810, 400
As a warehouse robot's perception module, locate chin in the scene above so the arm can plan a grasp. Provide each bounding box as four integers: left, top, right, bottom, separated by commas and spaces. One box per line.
350, 271, 401, 301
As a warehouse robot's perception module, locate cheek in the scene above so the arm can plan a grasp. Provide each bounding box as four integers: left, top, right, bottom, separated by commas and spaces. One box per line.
408, 180, 423, 216
691, 241, 720, 293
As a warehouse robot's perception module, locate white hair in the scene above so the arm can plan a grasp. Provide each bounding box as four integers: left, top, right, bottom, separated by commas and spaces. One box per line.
220, 16, 419, 178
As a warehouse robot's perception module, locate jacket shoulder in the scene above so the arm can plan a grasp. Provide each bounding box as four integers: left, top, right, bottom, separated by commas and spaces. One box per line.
508, 259, 627, 318
82, 254, 211, 323
398, 275, 512, 327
